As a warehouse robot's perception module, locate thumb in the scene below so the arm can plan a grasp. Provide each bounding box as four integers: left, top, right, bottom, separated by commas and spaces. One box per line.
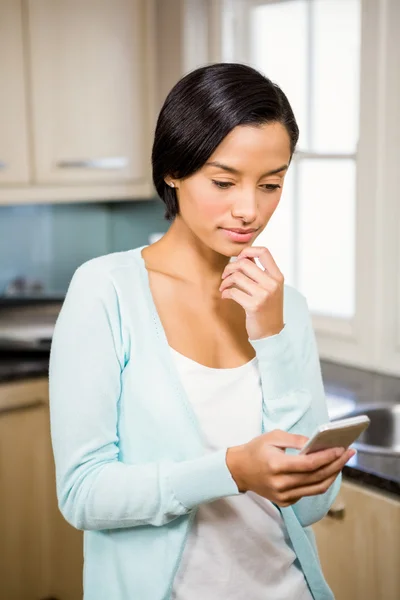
263, 429, 309, 450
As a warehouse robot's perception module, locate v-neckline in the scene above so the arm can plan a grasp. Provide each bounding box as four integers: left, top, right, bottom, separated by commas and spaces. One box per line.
134, 245, 265, 438
135, 245, 169, 345
134, 245, 205, 451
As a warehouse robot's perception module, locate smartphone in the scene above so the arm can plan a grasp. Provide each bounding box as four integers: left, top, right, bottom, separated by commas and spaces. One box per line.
299, 415, 370, 455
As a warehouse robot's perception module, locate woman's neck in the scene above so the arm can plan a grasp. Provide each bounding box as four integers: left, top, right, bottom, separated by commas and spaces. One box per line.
143, 218, 231, 291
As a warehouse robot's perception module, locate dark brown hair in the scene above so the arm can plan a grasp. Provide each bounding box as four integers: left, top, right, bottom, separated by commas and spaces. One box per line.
152, 62, 299, 220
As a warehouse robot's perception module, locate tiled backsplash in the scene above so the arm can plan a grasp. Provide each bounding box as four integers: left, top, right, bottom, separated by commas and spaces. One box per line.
0, 199, 169, 295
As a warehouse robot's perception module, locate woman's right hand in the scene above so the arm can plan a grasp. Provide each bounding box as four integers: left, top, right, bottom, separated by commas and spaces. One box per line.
226, 429, 355, 507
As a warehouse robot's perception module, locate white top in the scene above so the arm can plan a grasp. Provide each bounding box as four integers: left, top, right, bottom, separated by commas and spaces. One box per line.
170, 347, 313, 600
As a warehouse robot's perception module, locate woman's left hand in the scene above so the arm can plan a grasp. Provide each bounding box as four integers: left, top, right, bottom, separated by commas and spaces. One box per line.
219, 246, 285, 341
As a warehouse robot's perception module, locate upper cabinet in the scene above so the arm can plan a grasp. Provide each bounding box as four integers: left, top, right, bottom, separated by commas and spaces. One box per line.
0, 0, 30, 185
28, 0, 149, 186
0, 0, 156, 204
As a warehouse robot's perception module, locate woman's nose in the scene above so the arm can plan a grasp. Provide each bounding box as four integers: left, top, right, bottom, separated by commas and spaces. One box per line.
231, 191, 257, 223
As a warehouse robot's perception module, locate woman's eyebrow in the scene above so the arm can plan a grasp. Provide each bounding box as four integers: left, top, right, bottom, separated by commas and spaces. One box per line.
205, 161, 288, 177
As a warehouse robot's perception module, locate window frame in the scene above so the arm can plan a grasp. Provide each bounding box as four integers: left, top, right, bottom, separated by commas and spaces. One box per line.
183, 0, 400, 376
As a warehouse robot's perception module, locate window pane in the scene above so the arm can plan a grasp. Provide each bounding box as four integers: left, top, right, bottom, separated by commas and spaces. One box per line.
221, 0, 236, 62
312, 0, 361, 153
254, 165, 296, 286
298, 159, 356, 318
249, 1, 309, 149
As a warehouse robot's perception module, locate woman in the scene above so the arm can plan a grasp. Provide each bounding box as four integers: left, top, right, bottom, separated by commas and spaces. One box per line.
49, 63, 354, 600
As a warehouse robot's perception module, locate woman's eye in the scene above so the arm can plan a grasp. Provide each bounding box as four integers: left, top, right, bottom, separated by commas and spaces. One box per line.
212, 180, 233, 189
262, 184, 281, 192
211, 181, 281, 191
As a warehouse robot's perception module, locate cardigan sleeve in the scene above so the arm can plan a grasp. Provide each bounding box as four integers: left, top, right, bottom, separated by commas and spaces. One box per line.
49, 262, 240, 531
249, 288, 341, 527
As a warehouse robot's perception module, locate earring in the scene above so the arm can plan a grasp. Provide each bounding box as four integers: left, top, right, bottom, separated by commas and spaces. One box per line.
169, 182, 175, 188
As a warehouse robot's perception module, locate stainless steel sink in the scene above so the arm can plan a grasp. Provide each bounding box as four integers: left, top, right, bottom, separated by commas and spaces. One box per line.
332, 404, 400, 456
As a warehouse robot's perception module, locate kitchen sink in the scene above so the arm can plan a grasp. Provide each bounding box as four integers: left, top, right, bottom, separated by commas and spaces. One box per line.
332, 404, 400, 456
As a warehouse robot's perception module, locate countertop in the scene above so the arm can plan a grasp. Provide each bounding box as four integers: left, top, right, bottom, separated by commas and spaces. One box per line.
0, 351, 399, 496
320, 360, 400, 496
0, 351, 49, 382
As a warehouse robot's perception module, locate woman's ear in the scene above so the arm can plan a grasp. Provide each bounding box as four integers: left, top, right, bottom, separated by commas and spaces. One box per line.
166, 179, 179, 189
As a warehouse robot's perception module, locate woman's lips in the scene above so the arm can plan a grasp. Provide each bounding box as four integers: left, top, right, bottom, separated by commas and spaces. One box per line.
221, 228, 257, 243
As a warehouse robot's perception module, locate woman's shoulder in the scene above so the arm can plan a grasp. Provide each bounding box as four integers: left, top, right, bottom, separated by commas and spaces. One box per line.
63, 247, 146, 308
70, 247, 144, 285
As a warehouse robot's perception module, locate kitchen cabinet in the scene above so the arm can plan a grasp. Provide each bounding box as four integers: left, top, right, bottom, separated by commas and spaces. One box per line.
0, 0, 30, 185
0, 0, 156, 204
28, 0, 152, 187
313, 478, 400, 600
0, 378, 83, 600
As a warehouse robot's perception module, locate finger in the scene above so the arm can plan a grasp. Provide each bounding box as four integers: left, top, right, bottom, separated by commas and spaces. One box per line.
222, 258, 259, 282
301, 449, 355, 484
221, 286, 254, 308
279, 449, 354, 490
219, 271, 260, 296
263, 430, 309, 450
281, 472, 340, 505
238, 247, 283, 282
222, 258, 274, 288
279, 446, 346, 474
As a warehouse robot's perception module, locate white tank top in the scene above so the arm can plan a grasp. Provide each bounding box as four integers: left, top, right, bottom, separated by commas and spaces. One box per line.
170, 347, 313, 600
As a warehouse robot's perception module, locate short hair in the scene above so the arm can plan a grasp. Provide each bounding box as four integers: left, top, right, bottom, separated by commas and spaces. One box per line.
152, 62, 299, 221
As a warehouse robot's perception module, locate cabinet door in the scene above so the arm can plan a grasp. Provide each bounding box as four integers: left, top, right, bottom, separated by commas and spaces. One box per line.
0, 0, 30, 184
0, 378, 84, 600
313, 479, 400, 600
27, 0, 150, 185
47, 435, 84, 600
0, 380, 50, 600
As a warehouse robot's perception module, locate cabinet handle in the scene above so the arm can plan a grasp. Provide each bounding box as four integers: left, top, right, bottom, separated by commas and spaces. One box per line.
56, 157, 128, 170
327, 500, 346, 520
0, 398, 45, 416
0, 161, 7, 170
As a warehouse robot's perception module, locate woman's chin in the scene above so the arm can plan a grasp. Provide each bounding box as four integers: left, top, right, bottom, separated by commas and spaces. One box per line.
216, 242, 253, 259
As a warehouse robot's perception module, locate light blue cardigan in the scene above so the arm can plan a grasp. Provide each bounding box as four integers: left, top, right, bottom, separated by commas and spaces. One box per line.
49, 246, 341, 600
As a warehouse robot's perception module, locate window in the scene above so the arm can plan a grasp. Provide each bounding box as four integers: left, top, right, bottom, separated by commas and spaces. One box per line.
222, 0, 361, 319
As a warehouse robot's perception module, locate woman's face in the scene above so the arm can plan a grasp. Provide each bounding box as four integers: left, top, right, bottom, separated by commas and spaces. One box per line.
169, 122, 292, 256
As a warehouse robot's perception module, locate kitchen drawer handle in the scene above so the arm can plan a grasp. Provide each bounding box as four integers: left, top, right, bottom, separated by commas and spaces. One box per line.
57, 157, 128, 170
0, 398, 46, 416
327, 500, 346, 520
0, 161, 7, 170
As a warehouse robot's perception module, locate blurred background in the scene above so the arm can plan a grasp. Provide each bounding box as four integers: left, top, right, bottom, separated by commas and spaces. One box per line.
0, 1, 399, 599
